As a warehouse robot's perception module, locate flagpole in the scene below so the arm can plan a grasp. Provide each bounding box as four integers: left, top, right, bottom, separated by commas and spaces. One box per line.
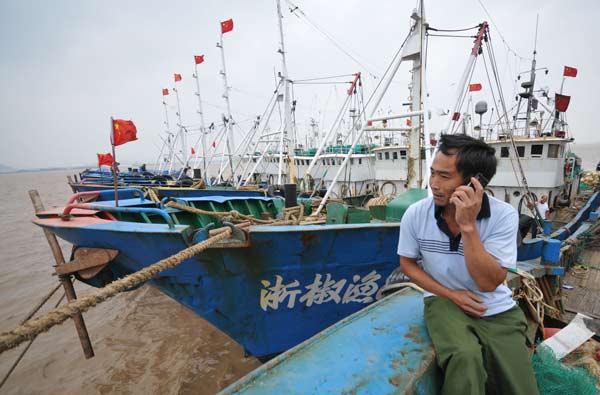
110, 117, 119, 207
217, 28, 236, 183
193, 60, 208, 178
160, 92, 171, 172
173, 85, 186, 174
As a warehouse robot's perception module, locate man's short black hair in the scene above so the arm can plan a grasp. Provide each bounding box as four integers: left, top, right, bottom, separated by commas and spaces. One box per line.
438, 134, 497, 184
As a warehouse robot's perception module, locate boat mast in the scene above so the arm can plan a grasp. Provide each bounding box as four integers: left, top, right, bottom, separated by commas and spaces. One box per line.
217, 26, 236, 182
173, 82, 187, 172
315, 2, 426, 215
276, 0, 293, 185
406, 0, 427, 189
159, 92, 172, 172
445, 22, 488, 134
524, 16, 538, 138
193, 56, 208, 178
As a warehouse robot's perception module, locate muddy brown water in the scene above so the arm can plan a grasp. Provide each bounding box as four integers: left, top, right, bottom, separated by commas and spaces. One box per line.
0, 170, 260, 394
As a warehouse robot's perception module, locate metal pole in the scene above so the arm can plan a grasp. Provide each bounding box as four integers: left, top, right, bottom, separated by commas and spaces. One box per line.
28, 190, 94, 359
217, 33, 236, 181
110, 117, 119, 207
193, 62, 208, 177
445, 22, 488, 134
275, 0, 293, 185
159, 96, 171, 172
173, 86, 187, 172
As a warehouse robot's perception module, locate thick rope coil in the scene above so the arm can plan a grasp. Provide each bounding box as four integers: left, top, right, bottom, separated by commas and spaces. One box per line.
365, 196, 391, 207
0, 229, 232, 355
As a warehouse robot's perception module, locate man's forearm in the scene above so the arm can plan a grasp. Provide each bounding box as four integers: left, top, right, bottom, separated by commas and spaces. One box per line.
399, 257, 453, 299
461, 226, 507, 292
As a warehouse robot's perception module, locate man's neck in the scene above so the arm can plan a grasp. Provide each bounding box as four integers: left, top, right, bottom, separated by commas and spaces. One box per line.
441, 204, 457, 222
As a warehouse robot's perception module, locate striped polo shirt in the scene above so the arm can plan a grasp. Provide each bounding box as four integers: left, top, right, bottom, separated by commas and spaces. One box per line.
397, 194, 518, 316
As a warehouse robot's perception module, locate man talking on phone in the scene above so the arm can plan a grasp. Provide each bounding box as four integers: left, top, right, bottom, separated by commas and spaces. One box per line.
397, 134, 538, 394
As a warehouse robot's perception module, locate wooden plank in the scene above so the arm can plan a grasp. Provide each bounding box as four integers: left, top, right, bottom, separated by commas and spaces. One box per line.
55, 247, 118, 276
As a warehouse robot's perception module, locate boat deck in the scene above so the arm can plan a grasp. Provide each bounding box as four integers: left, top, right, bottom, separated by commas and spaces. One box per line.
562, 247, 600, 321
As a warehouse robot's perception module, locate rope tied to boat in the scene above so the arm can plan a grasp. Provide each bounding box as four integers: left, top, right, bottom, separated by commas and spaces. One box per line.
165, 200, 276, 224
165, 201, 311, 226
0, 229, 233, 355
512, 269, 560, 330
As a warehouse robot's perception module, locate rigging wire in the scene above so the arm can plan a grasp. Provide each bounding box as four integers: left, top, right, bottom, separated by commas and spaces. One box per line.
293, 74, 356, 82
477, 0, 531, 61
284, 0, 380, 78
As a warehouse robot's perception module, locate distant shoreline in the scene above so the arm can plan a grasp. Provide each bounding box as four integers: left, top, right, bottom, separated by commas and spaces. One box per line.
0, 166, 88, 175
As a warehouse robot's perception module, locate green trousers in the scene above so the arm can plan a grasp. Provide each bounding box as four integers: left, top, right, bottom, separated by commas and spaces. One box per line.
424, 297, 539, 395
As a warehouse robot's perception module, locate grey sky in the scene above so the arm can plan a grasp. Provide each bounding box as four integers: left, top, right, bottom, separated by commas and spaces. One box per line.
0, 0, 598, 169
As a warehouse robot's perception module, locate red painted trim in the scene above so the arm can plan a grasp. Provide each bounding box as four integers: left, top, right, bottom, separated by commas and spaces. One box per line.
67, 191, 101, 205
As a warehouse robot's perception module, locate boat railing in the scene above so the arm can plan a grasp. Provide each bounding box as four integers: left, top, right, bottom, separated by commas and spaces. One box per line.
66, 189, 146, 205
61, 204, 175, 229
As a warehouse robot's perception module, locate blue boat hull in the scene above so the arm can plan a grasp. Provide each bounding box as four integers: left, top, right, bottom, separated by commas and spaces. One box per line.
35, 216, 401, 358
219, 288, 440, 395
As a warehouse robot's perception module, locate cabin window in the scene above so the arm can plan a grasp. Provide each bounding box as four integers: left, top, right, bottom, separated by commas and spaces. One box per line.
548, 144, 560, 158
350, 158, 354, 165
531, 145, 543, 158
322, 159, 326, 165
393, 151, 398, 160
252, 158, 257, 163
500, 147, 510, 158
385, 152, 390, 160
378, 153, 382, 160
559, 145, 565, 158
516, 146, 525, 157
400, 150, 407, 159
359, 158, 362, 165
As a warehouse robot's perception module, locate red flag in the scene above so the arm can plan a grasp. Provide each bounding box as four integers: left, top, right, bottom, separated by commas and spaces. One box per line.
212, 141, 216, 148
162, 88, 169, 96
406, 119, 412, 127
97, 153, 114, 167
194, 55, 205, 65
174, 73, 182, 82
191, 147, 196, 155
563, 66, 578, 78
112, 119, 138, 146
555, 94, 571, 112
468, 83, 482, 92
452, 112, 460, 121
221, 18, 234, 34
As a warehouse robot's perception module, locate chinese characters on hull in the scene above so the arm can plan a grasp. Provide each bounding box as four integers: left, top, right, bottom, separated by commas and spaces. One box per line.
260, 271, 382, 311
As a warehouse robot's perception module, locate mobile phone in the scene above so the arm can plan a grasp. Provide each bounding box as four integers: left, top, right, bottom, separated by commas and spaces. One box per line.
466, 172, 489, 189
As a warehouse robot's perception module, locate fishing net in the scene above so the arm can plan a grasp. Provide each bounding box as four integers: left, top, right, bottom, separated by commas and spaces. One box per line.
531, 344, 598, 395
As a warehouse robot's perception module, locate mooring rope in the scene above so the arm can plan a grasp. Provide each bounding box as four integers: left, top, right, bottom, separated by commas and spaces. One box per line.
0, 229, 233, 355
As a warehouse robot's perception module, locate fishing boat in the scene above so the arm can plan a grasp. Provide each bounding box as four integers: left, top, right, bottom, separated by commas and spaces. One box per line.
32, 0, 435, 360
30, 1, 583, 363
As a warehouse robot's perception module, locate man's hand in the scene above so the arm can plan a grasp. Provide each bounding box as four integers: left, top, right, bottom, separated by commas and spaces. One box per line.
450, 176, 483, 232
448, 289, 488, 317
